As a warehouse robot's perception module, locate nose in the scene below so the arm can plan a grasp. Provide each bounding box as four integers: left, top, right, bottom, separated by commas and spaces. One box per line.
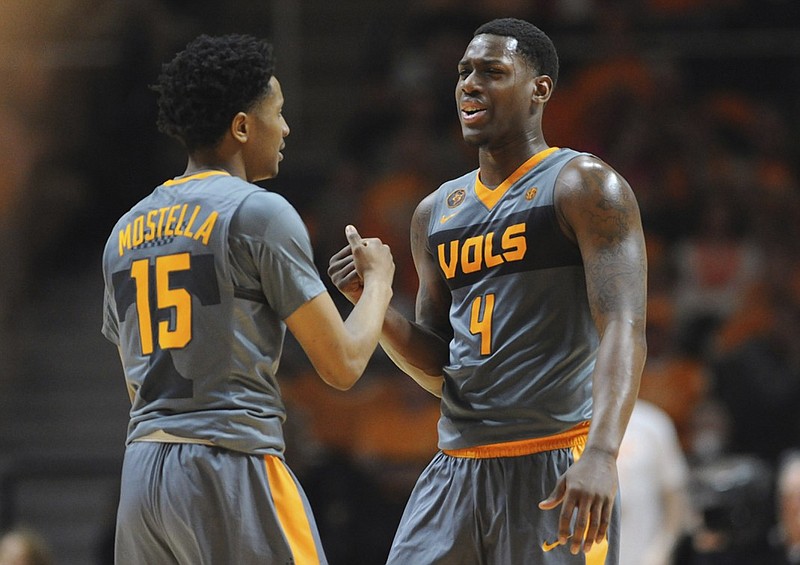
282, 116, 290, 138
460, 71, 480, 95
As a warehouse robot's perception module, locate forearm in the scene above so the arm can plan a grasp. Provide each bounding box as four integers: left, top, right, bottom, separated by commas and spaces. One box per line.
379, 306, 448, 397
341, 279, 393, 376
586, 317, 647, 456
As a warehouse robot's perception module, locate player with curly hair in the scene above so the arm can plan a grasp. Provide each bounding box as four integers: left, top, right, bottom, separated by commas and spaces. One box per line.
102, 33, 394, 564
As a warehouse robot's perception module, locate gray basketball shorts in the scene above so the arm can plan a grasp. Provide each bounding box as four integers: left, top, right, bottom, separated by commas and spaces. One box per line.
115, 441, 327, 564
387, 426, 619, 564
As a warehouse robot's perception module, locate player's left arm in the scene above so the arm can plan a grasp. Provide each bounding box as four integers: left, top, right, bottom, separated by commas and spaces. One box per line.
540, 154, 647, 554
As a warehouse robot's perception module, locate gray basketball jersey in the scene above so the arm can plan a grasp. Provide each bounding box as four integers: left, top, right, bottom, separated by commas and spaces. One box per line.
428, 148, 599, 450
102, 171, 326, 455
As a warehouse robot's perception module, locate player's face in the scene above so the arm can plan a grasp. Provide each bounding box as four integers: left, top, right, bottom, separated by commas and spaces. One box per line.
245, 76, 290, 181
455, 34, 537, 148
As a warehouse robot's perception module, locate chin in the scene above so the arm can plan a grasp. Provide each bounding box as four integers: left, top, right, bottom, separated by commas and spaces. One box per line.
461, 132, 485, 147
263, 164, 281, 180
249, 170, 276, 183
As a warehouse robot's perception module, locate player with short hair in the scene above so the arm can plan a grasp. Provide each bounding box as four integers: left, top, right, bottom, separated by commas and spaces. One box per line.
329, 17, 647, 563
102, 33, 394, 564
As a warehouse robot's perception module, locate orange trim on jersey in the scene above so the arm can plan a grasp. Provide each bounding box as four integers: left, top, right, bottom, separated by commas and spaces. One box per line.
474, 146, 560, 210
162, 170, 231, 186
442, 420, 589, 458
263, 455, 320, 564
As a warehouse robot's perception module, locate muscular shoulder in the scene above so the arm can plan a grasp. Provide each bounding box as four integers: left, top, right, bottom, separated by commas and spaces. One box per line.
555, 155, 634, 209
553, 154, 640, 243
412, 191, 437, 225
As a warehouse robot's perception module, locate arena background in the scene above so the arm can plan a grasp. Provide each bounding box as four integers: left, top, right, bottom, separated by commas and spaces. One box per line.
0, 1, 798, 563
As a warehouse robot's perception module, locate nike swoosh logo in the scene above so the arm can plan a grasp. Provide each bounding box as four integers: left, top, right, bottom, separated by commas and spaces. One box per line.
541, 539, 563, 552
440, 212, 460, 224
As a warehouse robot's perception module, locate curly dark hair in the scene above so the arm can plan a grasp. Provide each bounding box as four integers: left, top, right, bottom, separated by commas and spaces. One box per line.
474, 18, 559, 87
152, 34, 276, 152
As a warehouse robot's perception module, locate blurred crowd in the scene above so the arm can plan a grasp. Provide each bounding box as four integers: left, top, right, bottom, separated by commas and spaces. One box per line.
1, 0, 799, 563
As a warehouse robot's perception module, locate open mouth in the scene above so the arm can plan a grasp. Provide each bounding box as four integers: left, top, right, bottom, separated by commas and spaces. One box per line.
461, 104, 487, 123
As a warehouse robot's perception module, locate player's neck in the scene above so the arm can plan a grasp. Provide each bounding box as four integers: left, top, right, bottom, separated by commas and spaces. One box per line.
183, 153, 242, 180
478, 140, 550, 188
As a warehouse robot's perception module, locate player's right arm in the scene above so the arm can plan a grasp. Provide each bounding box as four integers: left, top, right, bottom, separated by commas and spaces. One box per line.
328, 194, 451, 397
287, 225, 394, 391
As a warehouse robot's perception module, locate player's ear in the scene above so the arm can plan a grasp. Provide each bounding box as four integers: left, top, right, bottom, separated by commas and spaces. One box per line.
231, 112, 249, 143
531, 75, 553, 105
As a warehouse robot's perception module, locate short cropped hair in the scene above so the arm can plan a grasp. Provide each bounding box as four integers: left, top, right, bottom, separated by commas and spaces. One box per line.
152, 34, 275, 152
474, 18, 559, 86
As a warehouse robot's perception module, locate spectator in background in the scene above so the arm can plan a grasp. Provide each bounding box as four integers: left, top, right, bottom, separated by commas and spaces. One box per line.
767, 450, 800, 564
0, 528, 53, 565
672, 192, 761, 357
617, 399, 691, 565
710, 273, 800, 465
676, 454, 774, 565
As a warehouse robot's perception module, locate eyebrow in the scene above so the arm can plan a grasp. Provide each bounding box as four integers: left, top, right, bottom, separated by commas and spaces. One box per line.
458, 57, 510, 67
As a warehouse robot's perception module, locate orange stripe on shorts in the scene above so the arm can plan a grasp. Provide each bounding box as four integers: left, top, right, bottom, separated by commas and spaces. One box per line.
263, 455, 320, 564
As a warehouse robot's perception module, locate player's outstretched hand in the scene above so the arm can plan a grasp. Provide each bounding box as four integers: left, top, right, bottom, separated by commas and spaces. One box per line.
328, 225, 394, 304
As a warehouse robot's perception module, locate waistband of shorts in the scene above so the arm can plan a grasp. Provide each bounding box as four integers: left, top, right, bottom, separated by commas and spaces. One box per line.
132, 429, 216, 446
442, 421, 590, 458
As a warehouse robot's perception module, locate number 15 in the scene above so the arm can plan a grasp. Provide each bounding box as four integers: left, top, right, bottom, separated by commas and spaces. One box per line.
130, 253, 192, 355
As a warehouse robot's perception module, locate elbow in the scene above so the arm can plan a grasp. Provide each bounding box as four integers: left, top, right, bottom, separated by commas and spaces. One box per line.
316, 361, 363, 391
324, 377, 357, 392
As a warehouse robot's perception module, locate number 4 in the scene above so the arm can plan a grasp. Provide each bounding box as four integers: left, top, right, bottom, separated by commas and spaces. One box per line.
470, 293, 495, 356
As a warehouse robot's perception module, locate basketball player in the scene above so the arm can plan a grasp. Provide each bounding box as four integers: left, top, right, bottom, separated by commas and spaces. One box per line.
329, 18, 647, 563
101, 34, 394, 564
